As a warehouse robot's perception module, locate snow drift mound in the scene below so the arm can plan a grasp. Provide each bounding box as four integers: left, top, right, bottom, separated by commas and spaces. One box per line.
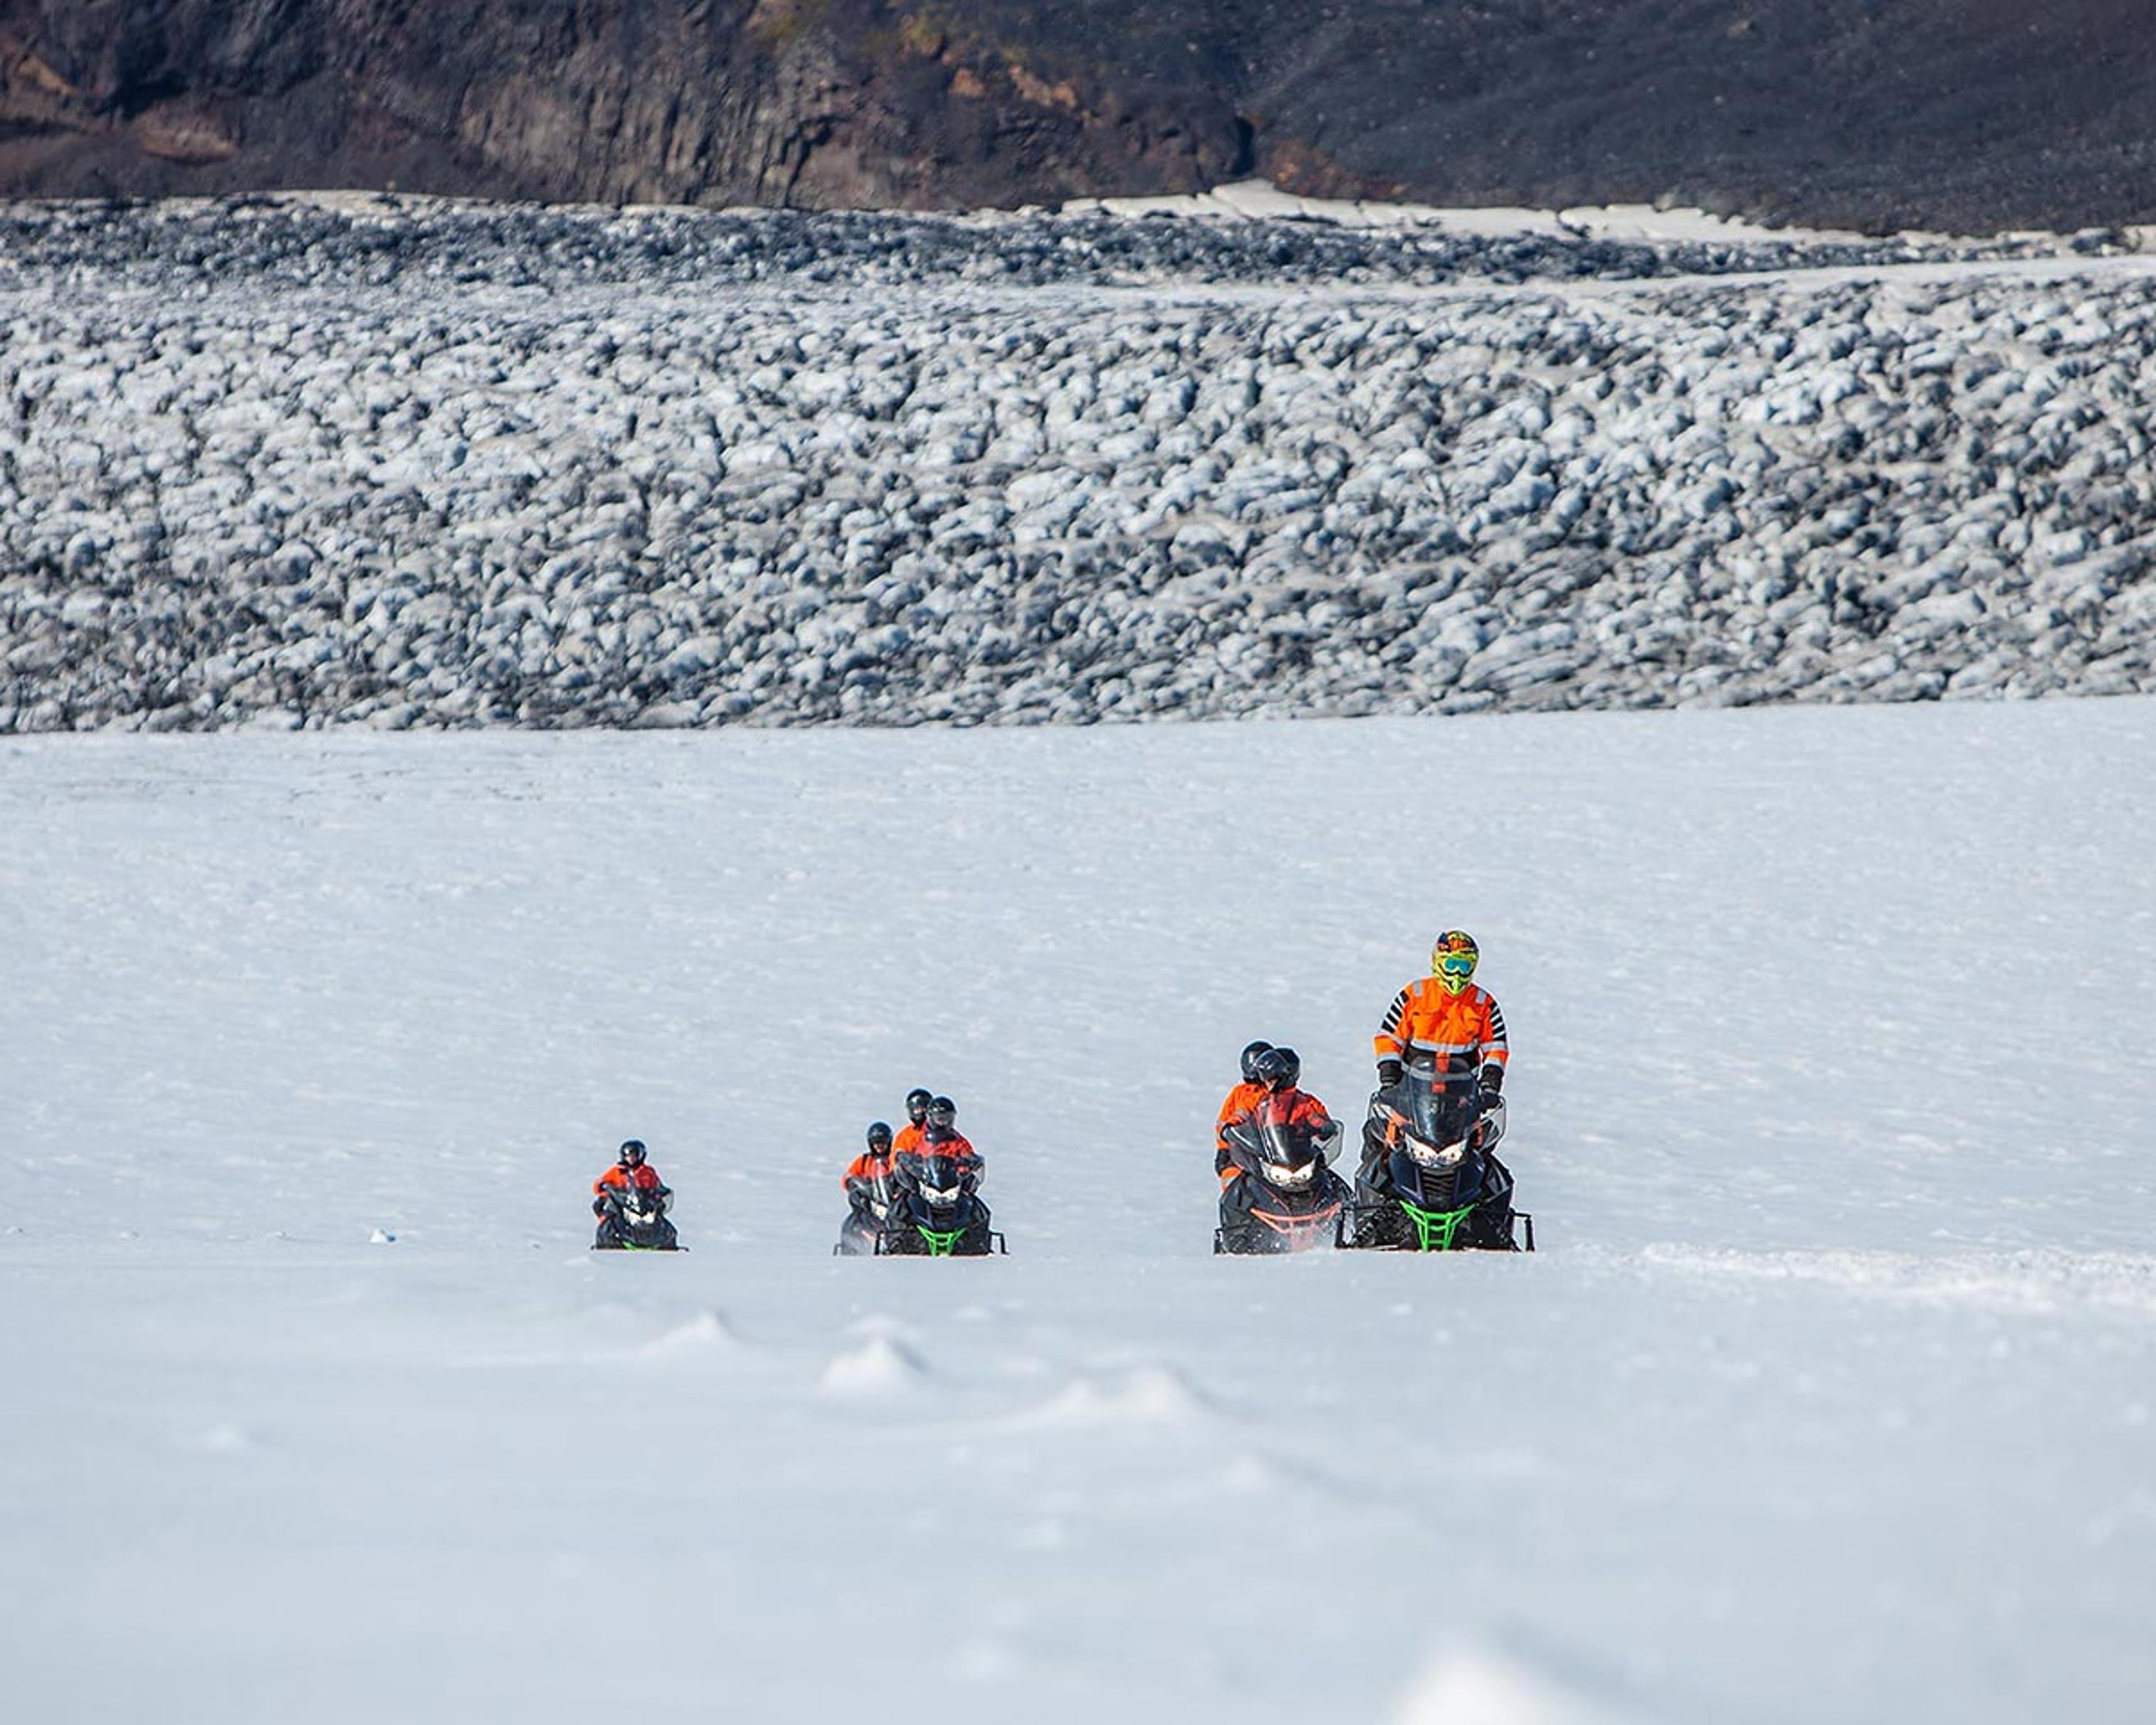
819, 1334, 933, 1398
2, 200, 2152, 731
1395, 1641, 1645, 1725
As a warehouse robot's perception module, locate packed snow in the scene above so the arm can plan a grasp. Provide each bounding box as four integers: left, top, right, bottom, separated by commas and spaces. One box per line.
3, 195, 2155, 731
3, 698, 2153, 1722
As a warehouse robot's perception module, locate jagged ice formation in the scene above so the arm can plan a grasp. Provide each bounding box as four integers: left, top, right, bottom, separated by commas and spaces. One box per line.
2, 197, 2153, 731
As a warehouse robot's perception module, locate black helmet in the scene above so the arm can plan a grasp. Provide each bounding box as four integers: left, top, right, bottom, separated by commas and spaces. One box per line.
866, 1121, 893, 1152
617, 1138, 647, 1166
926, 1095, 957, 1128
904, 1088, 933, 1124
1251, 1047, 1300, 1090
1240, 1040, 1275, 1084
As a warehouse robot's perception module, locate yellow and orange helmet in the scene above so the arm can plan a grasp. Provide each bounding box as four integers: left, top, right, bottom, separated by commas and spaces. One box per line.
1430, 930, 1479, 993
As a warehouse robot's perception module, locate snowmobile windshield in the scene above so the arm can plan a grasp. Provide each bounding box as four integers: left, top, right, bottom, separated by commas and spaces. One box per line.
1228, 1096, 1333, 1188
1400, 1053, 1483, 1150
913, 1154, 970, 1206
1247, 1096, 1325, 1166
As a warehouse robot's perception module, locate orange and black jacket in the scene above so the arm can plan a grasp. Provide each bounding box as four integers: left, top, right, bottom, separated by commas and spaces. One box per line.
892, 1121, 927, 1156
594, 1163, 668, 1200
1219, 1087, 1335, 1175
843, 1149, 898, 1189
1374, 979, 1509, 1078
1226, 1088, 1335, 1140
914, 1129, 981, 1175
1214, 1081, 1268, 1151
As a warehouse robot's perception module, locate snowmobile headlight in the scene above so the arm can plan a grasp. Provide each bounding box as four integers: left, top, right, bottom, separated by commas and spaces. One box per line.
1407, 1139, 1467, 1169
1260, 1159, 1316, 1188
923, 1184, 961, 1206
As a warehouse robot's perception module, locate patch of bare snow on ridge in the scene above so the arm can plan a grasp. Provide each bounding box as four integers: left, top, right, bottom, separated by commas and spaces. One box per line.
1074, 179, 1861, 247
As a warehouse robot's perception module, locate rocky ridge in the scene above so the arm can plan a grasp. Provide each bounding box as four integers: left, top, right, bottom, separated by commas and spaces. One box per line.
2, 197, 2152, 731
8, 2, 2156, 232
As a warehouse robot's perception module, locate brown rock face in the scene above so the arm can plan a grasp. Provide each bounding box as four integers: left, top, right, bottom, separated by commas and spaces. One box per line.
4, 2, 2156, 229
131, 101, 241, 164
0, 1, 1250, 209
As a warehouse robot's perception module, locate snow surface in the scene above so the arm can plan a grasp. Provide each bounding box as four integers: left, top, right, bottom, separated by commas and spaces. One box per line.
1067, 180, 1854, 246
3, 699, 2153, 1723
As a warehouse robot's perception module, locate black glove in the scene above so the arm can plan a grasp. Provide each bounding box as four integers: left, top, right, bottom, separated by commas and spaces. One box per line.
1478, 1064, 1504, 1104
1377, 1059, 1403, 1090
1214, 1145, 1232, 1176
592, 1196, 609, 1217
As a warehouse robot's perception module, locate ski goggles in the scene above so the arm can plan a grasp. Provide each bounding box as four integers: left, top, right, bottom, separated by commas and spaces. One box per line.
1435, 953, 1477, 978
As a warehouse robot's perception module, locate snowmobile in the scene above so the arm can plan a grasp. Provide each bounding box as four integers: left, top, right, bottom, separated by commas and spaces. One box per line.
593, 1181, 681, 1252
1214, 1096, 1352, 1254
874, 1151, 1004, 1257
1345, 1052, 1533, 1252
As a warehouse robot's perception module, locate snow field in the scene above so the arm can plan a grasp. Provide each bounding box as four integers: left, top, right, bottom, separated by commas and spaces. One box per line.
3, 699, 2153, 1722
3, 200, 2155, 731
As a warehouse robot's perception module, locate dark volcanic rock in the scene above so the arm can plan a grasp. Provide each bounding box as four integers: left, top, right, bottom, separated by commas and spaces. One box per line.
4, 2, 2156, 230
0, 1, 1251, 211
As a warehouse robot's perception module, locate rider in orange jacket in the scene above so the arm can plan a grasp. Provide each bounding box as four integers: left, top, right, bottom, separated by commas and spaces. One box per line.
840, 1121, 901, 1253
592, 1139, 675, 1248
593, 1138, 669, 1207
1219, 1046, 1340, 1188
1373, 930, 1509, 1102
1222, 1047, 1336, 1149
843, 1121, 898, 1192
912, 1096, 982, 1176
891, 1087, 934, 1155
1359, 930, 1509, 1199
1214, 1040, 1276, 1174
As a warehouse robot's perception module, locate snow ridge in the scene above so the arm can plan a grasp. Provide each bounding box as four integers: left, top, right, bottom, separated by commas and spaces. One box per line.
2, 198, 2153, 731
